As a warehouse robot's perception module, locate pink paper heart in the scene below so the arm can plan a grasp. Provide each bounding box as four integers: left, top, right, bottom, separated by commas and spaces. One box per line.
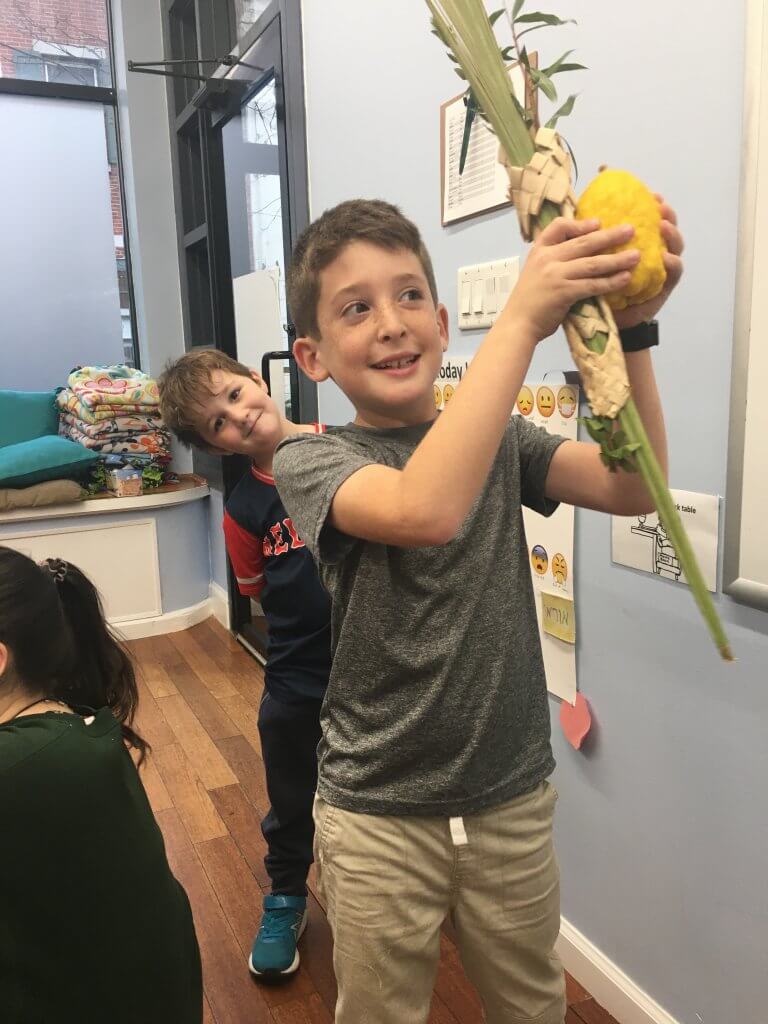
560, 692, 592, 750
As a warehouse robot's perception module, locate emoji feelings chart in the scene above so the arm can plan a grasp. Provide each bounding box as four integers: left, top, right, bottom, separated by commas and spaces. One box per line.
433, 358, 470, 410
517, 379, 579, 704
435, 359, 579, 702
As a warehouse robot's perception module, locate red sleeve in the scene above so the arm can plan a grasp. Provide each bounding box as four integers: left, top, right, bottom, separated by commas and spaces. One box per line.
222, 510, 265, 598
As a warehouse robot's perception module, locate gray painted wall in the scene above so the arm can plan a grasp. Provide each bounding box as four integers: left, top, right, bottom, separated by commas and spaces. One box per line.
152, 498, 213, 609
207, 485, 229, 590
112, 0, 193, 476
302, 2, 768, 1022
115, 1, 212, 603
115, 0, 228, 601
112, 0, 184, 380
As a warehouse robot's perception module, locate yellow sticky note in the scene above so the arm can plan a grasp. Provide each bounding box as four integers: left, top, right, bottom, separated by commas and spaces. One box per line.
541, 592, 576, 644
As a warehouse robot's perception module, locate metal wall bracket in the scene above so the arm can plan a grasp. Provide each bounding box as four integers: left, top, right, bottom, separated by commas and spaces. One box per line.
127, 54, 264, 82
128, 56, 257, 112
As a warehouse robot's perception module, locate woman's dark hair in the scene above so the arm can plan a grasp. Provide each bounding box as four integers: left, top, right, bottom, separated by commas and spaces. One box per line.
0, 546, 147, 762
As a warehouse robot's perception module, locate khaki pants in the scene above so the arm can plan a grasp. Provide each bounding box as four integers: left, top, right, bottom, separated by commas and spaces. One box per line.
314, 782, 564, 1024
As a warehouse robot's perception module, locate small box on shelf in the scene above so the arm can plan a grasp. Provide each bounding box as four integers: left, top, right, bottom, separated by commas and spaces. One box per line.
106, 467, 143, 498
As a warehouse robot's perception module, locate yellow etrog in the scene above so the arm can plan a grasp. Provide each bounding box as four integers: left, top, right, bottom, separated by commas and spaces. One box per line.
575, 168, 666, 311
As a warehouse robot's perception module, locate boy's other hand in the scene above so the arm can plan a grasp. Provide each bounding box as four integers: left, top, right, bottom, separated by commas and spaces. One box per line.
503, 217, 640, 344
613, 200, 684, 330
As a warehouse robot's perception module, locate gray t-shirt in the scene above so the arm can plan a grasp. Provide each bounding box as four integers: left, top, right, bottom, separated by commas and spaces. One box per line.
273, 415, 566, 817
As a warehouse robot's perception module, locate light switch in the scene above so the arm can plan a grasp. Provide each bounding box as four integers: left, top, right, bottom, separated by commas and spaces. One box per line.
497, 273, 512, 307
484, 275, 497, 314
457, 257, 519, 329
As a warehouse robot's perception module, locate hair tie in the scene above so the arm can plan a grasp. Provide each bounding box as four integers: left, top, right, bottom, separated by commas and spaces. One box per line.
41, 558, 69, 584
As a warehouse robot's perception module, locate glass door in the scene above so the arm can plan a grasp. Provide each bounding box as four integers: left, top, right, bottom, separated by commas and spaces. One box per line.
213, 6, 310, 655
223, 74, 294, 420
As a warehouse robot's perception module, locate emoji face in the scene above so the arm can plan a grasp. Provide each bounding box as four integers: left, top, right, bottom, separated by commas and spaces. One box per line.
557, 385, 577, 419
443, 383, 455, 406
517, 385, 534, 416
434, 383, 443, 409
552, 553, 568, 585
531, 544, 548, 575
536, 386, 555, 418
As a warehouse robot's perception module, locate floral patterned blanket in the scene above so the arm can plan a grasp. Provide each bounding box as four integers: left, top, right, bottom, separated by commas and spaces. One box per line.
56, 366, 161, 423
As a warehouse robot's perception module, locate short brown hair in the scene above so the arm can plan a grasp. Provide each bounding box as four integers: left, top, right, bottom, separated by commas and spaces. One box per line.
157, 348, 253, 449
287, 199, 439, 339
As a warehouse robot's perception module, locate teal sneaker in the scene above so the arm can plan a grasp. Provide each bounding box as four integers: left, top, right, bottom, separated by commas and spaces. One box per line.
248, 894, 308, 977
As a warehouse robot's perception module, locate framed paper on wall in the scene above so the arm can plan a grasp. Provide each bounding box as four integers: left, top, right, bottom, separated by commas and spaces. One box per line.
440, 59, 537, 226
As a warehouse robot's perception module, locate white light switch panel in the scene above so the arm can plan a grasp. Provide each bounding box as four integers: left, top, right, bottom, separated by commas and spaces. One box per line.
457, 256, 520, 330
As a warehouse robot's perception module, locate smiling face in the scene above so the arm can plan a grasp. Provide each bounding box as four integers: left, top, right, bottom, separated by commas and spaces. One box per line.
557, 385, 577, 418
531, 545, 548, 575
195, 370, 284, 458
292, 241, 449, 428
517, 386, 534, 416
536, 386, 555, 418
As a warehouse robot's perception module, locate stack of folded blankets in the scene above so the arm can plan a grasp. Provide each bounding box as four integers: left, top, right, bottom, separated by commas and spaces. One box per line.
56, 365, 172, 466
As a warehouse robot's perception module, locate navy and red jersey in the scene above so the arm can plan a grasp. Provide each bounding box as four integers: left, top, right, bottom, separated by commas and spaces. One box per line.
222, 427, 331, 704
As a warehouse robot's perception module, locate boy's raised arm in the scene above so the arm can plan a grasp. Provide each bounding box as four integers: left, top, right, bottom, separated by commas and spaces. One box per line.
327, 219, 640, 546
543, 349, 667, 515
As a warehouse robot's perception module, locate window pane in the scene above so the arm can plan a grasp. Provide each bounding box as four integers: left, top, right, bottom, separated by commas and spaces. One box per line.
235, 1, 271, 42
47, 60, 99, 87
12, 51, 44, 80
242, 79, 277, 145
245, 171, 286, 319
0, 1, 112, 88
240, 82, 286, 321
0, 95, 127, 389
224, 77, 291, 416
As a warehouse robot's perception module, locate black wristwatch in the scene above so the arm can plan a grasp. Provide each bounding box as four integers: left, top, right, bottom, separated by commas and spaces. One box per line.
619, 320, 659, 353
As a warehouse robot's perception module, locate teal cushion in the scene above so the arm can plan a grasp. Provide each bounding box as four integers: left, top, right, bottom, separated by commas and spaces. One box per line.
0, 391, 59, 447
0, 436, 99, 488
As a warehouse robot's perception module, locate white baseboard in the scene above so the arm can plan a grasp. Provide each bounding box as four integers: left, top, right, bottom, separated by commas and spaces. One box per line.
114, 598, 212, 639
115, 582, 229, 640
209, 581, 230, 628
557, 917, 680, 1024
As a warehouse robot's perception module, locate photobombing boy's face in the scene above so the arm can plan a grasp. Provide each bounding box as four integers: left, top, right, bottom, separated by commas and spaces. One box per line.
197, 371, 282, 457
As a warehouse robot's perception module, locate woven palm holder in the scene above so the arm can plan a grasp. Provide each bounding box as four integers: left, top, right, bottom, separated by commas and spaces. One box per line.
500, 127, 631, 419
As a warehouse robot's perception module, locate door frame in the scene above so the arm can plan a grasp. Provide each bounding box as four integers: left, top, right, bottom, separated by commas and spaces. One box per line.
210, 1, 314, 641
200, 0, 315, 423
161, 0, 313, 641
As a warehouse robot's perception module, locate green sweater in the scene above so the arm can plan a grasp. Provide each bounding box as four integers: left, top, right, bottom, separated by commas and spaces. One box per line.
0, 709, 202, 1024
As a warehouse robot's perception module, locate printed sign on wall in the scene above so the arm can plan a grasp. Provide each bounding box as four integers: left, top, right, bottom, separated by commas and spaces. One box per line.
433, 358, 471, 410
436, 360, 579, 703
612, 490, 720, 592
519, 379, 579, 704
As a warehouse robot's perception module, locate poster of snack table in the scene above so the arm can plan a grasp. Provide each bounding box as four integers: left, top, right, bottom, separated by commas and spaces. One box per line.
436, 362, 578, 703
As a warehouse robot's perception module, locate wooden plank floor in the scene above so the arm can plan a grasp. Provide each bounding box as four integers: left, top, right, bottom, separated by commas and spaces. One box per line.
128, 618, 618, 1024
